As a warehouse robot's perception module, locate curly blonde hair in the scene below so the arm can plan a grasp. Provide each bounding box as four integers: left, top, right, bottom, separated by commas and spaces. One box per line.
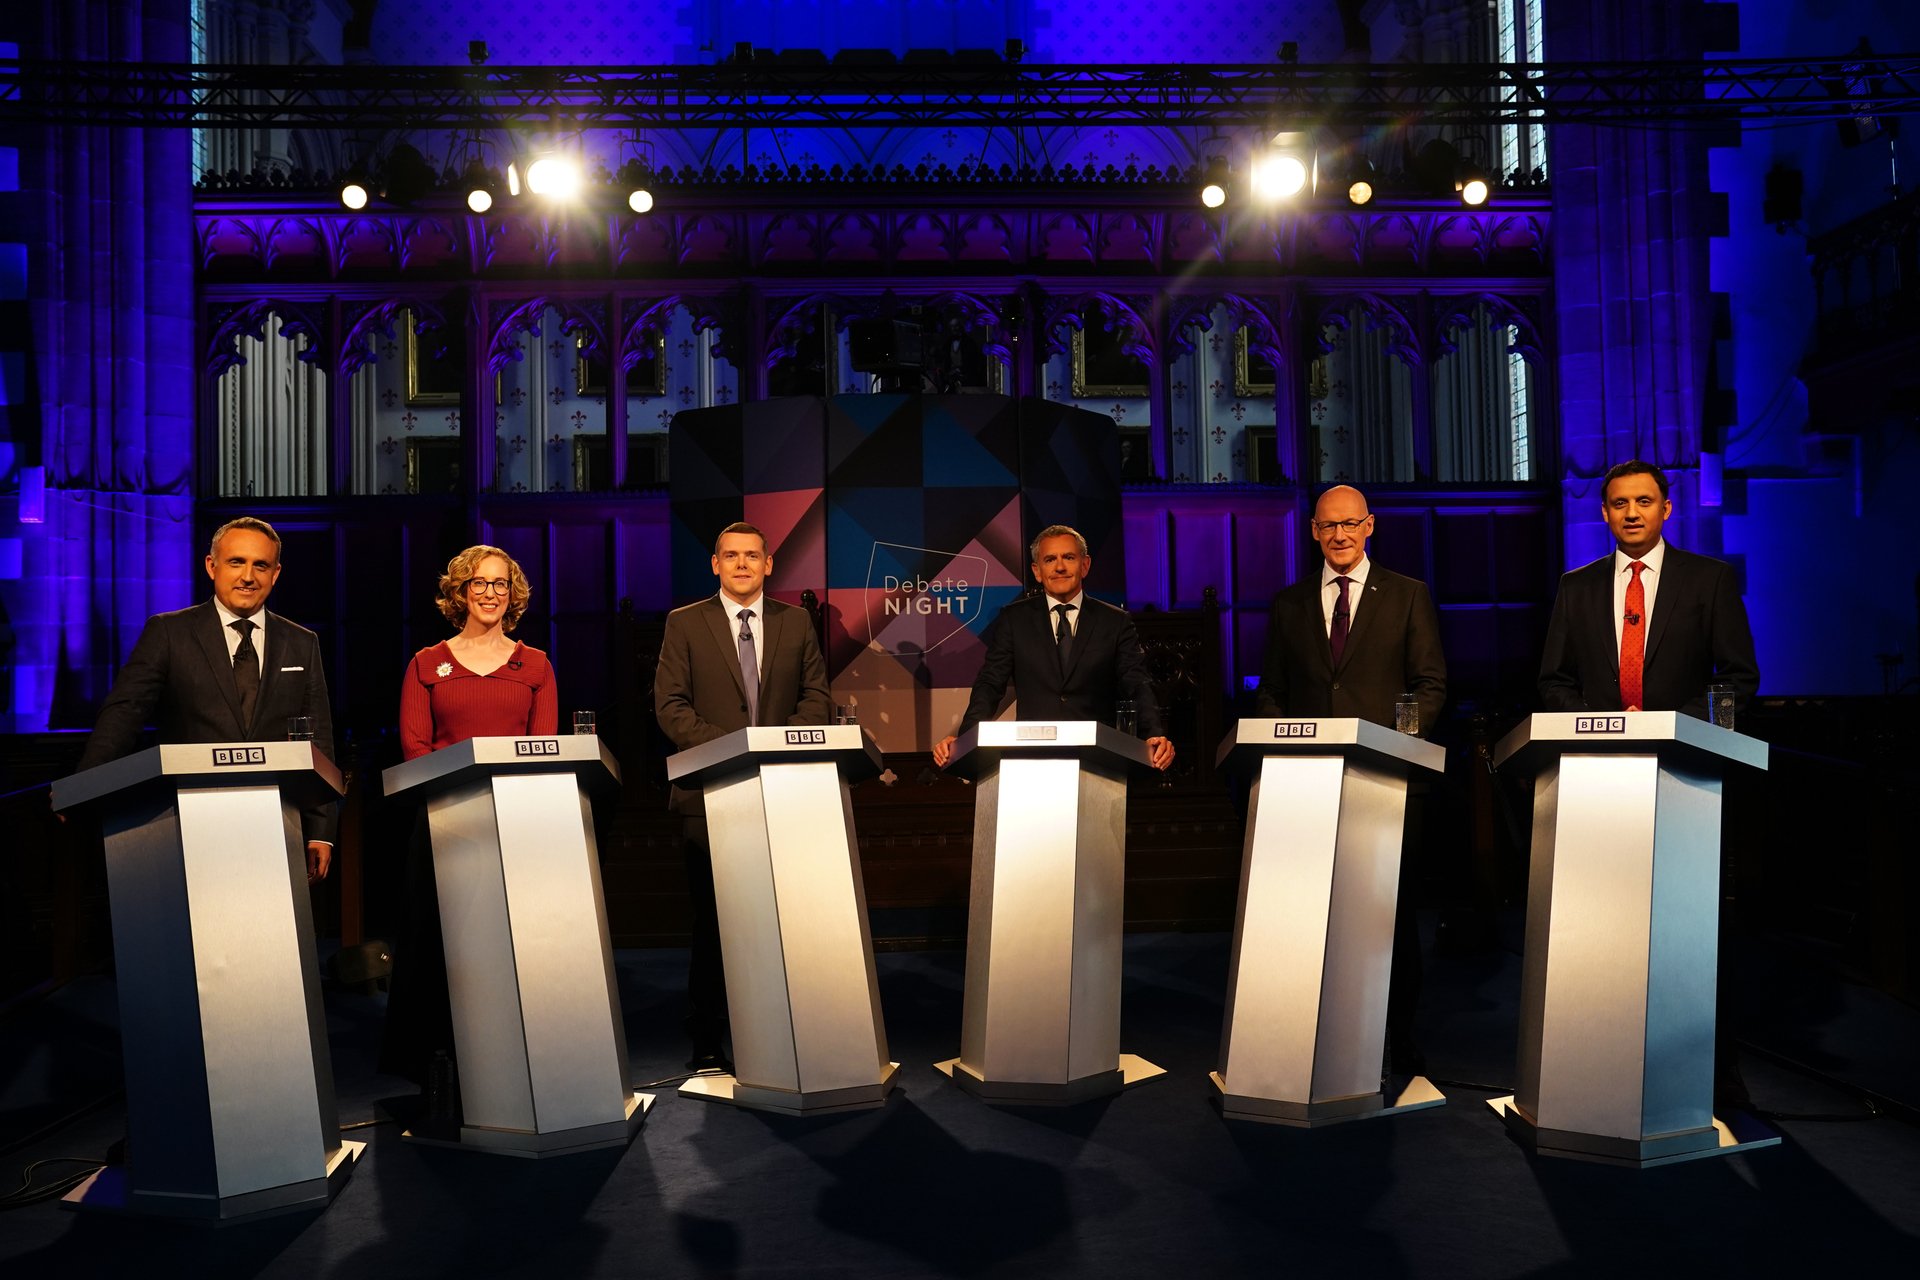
436, 544, 531, 632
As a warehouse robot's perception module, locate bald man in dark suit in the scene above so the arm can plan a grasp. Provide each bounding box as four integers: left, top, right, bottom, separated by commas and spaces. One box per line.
655, 521, 832, 1069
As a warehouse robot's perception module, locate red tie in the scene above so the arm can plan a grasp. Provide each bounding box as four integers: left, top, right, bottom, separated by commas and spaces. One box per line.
1619, 560, 1647, 711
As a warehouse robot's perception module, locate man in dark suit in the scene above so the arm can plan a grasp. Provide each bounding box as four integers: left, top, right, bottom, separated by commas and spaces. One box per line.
1537, 459, 1762, 1112
654, 521, 833, 1069
78, 516, 337, 882
1255, 484, 1447, 732
1255, 484, 1446, 1074
934, 524, 1173, 770
1539, 460, 1760, 715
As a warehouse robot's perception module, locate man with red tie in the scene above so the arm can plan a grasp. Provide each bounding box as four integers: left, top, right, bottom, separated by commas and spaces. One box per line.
1538, 460, 1760, 717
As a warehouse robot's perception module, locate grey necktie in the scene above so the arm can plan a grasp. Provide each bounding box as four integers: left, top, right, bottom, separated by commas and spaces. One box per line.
231, 618, 259, 728
737, 608, 759, 726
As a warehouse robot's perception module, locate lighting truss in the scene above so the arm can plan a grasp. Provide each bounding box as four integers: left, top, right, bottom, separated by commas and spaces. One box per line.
2, 56, 1919, 131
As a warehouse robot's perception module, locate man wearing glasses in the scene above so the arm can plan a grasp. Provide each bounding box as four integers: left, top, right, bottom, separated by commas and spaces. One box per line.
1255, 485, 1446, 733
1254, 485, 1446, 1075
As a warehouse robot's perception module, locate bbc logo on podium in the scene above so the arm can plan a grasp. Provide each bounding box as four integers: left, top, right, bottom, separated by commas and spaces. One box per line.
785, 729, 827, 745
1271, 722, 1319, 738
1574, 715, 1628, 734
514, 739, 561, 756
212, 746, 268, 766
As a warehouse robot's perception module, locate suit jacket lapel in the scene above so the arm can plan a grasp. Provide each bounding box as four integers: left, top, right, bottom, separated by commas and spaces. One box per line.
1643, 550, 1682, 669
193, 602, 248, 734
1335, 574, 1384, 674
704, 598, 750, 704
248, 612, 281, 737
1059, 598, 1091, 682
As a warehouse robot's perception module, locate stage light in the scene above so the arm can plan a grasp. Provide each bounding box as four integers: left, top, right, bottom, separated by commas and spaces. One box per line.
1252, 130, 1314, 201
506, 162, 521, 197
525, 154, 581, 199
628, 188, 655, 214
1345, 158, 1377, 206
1457, 164, 1491, 207
339, 180, 369, 210
1201, 182, 1227, 209
461, 159, 498, 214
467, 187, 493, 213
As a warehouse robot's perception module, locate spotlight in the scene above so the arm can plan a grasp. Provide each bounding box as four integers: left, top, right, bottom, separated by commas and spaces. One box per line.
525, 154, 581, 199
461, 159, 498, 214
1198, 155, 1231, 209
1345, 158, 1377, 206
1456, 164, 1491, 207
1252, 130, 1314, 201
506, 162, 521, 197
339, 180, 369, 210
628, 188, 655, 214
1201, 182, 1227, 209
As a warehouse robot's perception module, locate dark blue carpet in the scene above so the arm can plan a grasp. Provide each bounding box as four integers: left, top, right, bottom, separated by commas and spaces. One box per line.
2, 927, 1917, 1278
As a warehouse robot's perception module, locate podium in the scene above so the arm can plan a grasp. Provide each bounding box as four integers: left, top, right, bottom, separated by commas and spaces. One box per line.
1487, 712, 1777, 1166
49, 742, 360, 1220
666, 725, 897, 1115
1211, 718, 1448, 1126
382, 735, 650, 1155
933, 721, 1165, 1104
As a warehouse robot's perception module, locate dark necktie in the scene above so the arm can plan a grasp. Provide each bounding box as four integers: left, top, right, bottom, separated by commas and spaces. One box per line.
737, 608, 759, 726
1329, 576, 1353, 668
231, 618, 259, 729
1054, 602, 1074, 670
1619, 561, 1647, 710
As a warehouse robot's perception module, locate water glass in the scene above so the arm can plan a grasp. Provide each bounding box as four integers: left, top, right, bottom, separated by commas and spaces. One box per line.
838, 697, 860, 727
572, 710, 597, 735
286, 716, 315, 741
1394, 694, 1420, 737
1115, 701, 1139, 736
1707, 684, 1736, 731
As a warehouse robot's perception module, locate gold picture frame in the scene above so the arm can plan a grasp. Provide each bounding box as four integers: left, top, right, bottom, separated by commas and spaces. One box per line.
405, 313, 462, 406
1233, 329, 1279, 398
569, 432, 669, 490
1070, 325, 1149, 398
575, 334, 669, 398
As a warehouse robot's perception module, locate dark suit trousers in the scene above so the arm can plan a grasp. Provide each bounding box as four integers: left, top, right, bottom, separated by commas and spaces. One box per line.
680, 815, 729, 1050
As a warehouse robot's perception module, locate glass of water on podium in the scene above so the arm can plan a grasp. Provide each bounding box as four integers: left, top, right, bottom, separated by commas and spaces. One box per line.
1395, 694, 1420, 737
1707, 684, 1736, 731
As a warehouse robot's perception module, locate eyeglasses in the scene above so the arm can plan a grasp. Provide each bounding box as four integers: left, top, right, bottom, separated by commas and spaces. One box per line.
467, 578, 511, 596
1312, 518, 1371, 534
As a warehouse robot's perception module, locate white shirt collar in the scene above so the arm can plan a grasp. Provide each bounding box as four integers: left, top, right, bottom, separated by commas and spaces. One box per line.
212, 597, 265, 632
1045, 590, 1085, 612
720, 591, 765, 615
1321, 556, 1371, 588
1613, 539, 1667, 575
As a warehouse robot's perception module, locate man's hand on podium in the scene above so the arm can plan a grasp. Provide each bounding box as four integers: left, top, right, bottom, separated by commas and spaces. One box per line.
932, 735, 958, 768
1145, 736, 1174, 771
306, 841, 332, 884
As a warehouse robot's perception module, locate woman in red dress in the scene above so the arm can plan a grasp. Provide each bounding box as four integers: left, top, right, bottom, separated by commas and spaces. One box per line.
382, 544, 557, 1102
399, 544, 556, 758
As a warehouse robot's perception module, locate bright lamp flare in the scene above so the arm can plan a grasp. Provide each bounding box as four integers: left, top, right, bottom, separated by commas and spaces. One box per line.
1347, 179, 1374, 206
340, 182, 369, 210
467, 188, 493, 213
1251, 153, 1308, 200
1460, 177, 1490, 206
628, 188, 655, 214
526, 156, 581, 199
1200, 182, 1227, 209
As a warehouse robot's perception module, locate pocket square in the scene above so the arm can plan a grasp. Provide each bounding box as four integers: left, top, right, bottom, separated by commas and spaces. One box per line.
279, 665, 305, 672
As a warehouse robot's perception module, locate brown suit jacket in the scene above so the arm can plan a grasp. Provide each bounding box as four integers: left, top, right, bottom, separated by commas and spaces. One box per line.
653, 594, 832, 813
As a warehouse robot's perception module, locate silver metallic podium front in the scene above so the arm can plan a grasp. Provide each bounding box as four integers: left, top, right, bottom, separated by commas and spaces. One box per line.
50, 742, 360, 1220
934, 721, 1165, 1104
1212, 718, 1447, 1126
383, 735, 650, 1155
1488, 712, 1776, 1167
666, 725, 897, 1115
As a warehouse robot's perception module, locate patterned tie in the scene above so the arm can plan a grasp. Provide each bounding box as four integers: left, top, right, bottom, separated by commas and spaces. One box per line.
1329, 576, 1353, 668
1054, 602, 1074, 670
231, 618, 260, 729
737, 608, 759, 726
1619, 561, 1647, 711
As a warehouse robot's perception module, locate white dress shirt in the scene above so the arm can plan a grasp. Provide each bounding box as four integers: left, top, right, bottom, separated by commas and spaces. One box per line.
1611, 539, 1667, 657
1319, 556, 1371, 637
212, 597, 267, 659
723, 592, 765, 679
1045, 590, 1085, 637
